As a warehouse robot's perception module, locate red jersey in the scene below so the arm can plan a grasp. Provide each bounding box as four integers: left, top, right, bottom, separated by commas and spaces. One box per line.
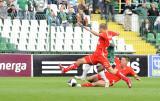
105, 66, 136, 83
95, 31, 118, 54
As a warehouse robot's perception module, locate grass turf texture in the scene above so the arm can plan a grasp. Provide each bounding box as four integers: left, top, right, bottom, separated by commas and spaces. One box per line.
0, 77, 160, 101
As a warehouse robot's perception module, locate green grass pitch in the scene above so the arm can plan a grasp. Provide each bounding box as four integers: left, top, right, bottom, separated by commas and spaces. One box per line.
0, 77, 160, 101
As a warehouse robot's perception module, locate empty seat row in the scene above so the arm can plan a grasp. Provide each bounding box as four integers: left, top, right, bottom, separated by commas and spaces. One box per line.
0, 19, 48, 27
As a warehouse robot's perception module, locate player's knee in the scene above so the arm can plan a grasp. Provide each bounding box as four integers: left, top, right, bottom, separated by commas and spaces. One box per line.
108, 68, 117, 74
76, 58, 84, 65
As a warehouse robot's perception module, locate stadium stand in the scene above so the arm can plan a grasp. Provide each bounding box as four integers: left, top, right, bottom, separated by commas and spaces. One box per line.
0, 17, 135, 53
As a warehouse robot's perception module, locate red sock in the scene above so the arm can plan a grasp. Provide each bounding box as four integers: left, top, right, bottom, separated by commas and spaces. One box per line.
115, 71, 129, 82
64, 63, 78, 73
82, 83, 94, 87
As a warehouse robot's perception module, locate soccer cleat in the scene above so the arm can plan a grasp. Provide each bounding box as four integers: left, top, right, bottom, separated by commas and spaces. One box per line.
110, 80, 115, 87
59, 64, 65, 74
74, 76, 86, 81
126, 78, 132, 88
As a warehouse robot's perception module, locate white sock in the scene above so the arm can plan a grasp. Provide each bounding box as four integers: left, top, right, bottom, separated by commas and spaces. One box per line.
99, 70, 109, 83
81, 64, 91, 79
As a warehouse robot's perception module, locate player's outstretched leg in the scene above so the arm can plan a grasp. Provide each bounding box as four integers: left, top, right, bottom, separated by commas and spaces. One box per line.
75, 64, 91, 80
59, 57, 87, 73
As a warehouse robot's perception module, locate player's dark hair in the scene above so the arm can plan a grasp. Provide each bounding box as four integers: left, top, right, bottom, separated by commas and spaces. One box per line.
119, 56, 130, 61
99, 23, 108, 30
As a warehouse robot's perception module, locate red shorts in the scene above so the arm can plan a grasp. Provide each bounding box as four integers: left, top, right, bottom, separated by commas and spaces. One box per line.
96, 73, 120, 85
84, 53, 111, 69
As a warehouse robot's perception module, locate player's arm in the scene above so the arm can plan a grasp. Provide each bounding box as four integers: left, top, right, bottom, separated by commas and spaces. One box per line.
129, 68, 141, 81
109, 31, 120, 37
78, 23, 99, 36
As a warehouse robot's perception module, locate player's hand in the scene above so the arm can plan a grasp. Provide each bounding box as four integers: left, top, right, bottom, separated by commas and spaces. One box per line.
135, 77, 141, 81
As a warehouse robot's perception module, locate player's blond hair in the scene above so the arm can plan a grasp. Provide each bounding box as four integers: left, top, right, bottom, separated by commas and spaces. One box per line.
99, 23, 108, 30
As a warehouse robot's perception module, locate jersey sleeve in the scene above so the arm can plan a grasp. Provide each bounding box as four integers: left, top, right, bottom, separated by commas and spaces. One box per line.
108, 31, 119, 37
128, 67, 136, 76
99, 33, 108, 40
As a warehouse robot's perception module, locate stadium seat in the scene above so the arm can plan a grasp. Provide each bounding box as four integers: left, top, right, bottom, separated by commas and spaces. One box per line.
91, 21, 99, 32
51, 26, 56, 33
74, 27, 82, 33
0, 19, 3, 25
13, 19, 21, 26
72, 44, 81, 51
73, 32, 82, 39
39, 20, 48, 27
64, 44, 72, 51
12, 25, 20, 32
37, 44, 48, 51
17, 43, 27, 51
51, 33, 56, 39
21, 25, 30, 32
82, 39, 90, 45
22, 20, 30, 26
147, 33, 155, 42
156, 33, 160, 46
55, 44, 63, 51
64, 39, 73, 45
91, 34, 98, 41
19, 38, 28, 45
81, 44, 90, 51
56, 32, 65, 39
2, 24, 12, 35
56, 26, 65, 32
91, 38, 98, 45
4, 19, 12, 26
1, 31, 10, 38
66, 26, 73, 33
10, 37, 19, 45
10, 31, 20, 39
112, 36, 118, 45
125, 44, 134, 52
6, 43, 16, 50
116, 44, 125, 52
0, 43, 8, 50
118, 38, 125, 45
30, 20, 39, 27
91, 44, 96, 51
64, 32, 74, 39
30, 26, 39, 33
73, 39, 82, 45
19, 32, 29, 39
27, 44, 37, 51
82, 30, 91, 39
0, 37, 9, 43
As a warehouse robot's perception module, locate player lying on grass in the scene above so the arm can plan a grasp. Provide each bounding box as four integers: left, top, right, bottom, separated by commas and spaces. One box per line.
77, 57, 140, 87
59, 23, 132, 88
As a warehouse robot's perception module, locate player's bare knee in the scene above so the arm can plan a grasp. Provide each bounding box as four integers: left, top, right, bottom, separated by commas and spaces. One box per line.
76, 58, 84, 65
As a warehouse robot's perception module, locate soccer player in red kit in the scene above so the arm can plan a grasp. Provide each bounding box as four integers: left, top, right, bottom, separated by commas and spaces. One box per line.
59, 23, 132, 88
80, 57, 140, 87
